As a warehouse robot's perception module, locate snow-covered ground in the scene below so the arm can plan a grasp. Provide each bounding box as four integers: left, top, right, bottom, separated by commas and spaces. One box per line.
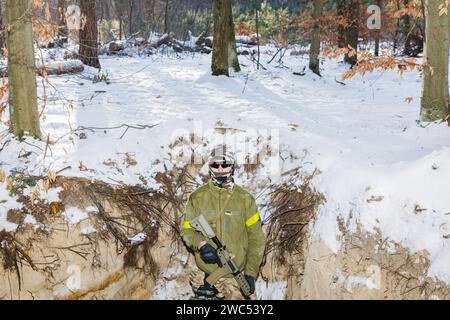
1, 45, 449, 286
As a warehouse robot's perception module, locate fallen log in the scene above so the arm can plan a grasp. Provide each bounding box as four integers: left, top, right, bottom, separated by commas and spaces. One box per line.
37, 60, 84, 76
109, 41, 124, 53
1, 59, 85, 77
235, 35, 258, 46
156, 33, 171, 47
195, 31, 207, 47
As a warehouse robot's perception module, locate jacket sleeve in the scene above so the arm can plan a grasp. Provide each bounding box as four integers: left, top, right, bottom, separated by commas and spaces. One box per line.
244, 195, 266, 278
181, 194, 206, 252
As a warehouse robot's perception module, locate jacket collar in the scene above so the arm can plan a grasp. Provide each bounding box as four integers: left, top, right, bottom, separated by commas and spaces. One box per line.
208, 180, 234, 193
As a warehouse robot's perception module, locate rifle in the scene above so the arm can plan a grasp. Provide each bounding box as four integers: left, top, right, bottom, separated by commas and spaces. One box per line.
190, 214, 252, 299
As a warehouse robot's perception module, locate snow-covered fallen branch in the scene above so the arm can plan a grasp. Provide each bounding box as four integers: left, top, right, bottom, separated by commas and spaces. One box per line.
36, 60, 84, 76
0, 60, 84, 77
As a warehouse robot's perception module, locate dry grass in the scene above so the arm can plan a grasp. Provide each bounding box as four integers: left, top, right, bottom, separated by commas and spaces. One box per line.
262, 169, 325, 264
0, 162, 204, 284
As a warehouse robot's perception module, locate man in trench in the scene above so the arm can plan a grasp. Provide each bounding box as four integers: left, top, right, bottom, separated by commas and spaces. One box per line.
181, 144, 266, 299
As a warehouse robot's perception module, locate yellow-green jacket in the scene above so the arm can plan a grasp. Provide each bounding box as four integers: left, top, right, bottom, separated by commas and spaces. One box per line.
181, 181, 266, 278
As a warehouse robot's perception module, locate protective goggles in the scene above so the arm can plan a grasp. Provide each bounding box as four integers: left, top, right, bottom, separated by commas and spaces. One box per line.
209, 162, 233, 169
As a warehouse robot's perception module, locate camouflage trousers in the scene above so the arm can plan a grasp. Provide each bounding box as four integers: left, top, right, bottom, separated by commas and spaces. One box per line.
189, 264, 257, 300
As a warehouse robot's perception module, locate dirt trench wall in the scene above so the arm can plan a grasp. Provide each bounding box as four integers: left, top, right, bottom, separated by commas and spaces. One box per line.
0, 176, 184, 300
280, 229, 450, 300
255, 170, 450, 300
2, 174, 449, 300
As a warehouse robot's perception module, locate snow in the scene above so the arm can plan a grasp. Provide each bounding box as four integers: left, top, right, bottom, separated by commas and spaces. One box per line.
85, 206, 98, 213
0, 43, 449, 286
128, 232, 146, 244
345, 274, 378, 293
0, 182, 21, 232
81, 226, 97, 235
148, 32, 161, 46
43, 187, 64, 202
152, 277, 192, 300
152, 258, 192, 300
23, 214, 47, 230
256, 280, 287, 300
62, 207, 89, 225
23, 214, 37, 225
0, 213, 19, 232
21, 182, 63, 204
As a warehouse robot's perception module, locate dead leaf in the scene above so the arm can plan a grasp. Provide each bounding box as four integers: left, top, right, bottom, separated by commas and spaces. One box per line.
50, 202, 62, 214
47, 171, 57, 184
6, 176, 13, 191
31, 185, 41, 203
78, 161, 88, 171
43, 179, 50, 193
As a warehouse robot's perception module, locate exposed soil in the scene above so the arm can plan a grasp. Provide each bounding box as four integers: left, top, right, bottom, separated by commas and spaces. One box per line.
1, 159, 449, 300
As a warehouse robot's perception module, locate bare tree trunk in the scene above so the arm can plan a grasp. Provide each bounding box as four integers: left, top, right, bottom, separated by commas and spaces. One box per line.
336, 0, 346, 48
374, 0, 382, 56
79, 0, 100, 69
119, 17, 123, 40
420, 0, 449, 122
420, 0, 426, 42
393, 0, 400, 53
228, 0, 240, 72
5, 0, 41, 139
309, 0, 323, 75
212, 0, 229, 76
255, 2, 261, 70
164, 0, 170, 34
129, 0, 134, 36
0, 3, 4, 51
151, 0, 156, 31
402, 0, 413, 55
344, 0, 359, 65
57, 0, 68, 38
374, 33, 380, 56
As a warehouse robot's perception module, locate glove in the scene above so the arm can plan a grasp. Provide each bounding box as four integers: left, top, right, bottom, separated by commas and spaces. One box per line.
199, 243, 220, 265
243, 275, 255, 296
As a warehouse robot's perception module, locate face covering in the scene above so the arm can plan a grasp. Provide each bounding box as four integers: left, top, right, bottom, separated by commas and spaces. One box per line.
208, 145, 236, 191
209, 167, 235, 191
